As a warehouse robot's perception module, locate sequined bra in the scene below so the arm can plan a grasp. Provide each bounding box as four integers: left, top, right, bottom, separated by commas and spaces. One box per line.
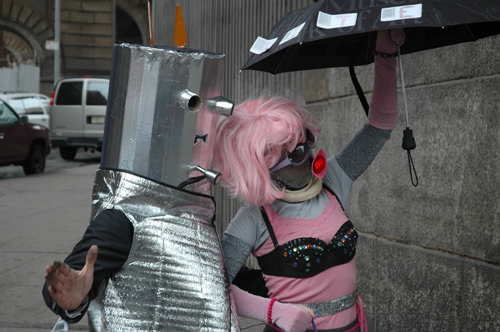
256, 185, 358, 279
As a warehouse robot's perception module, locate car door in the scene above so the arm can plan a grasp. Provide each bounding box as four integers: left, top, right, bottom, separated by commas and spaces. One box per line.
0, 102, 29, 162
82, 79, 108, 138
51, 80, 84, 138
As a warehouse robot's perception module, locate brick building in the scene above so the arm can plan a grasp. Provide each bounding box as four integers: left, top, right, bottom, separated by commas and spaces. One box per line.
0, 0, 148, 94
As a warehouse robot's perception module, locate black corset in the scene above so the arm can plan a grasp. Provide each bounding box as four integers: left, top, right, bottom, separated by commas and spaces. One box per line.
256, 185, 358, 279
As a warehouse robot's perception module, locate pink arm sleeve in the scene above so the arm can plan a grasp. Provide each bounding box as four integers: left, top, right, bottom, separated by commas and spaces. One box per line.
230, 285, 313, 332
368, 29, 405, 130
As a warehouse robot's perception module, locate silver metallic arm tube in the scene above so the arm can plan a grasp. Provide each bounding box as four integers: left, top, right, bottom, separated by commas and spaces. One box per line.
207, 96, 234, 116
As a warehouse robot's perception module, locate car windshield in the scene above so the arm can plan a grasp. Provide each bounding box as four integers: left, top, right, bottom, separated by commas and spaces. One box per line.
21, 97, 45, 114
0, 101, 18, 125
5, 99, 25, 114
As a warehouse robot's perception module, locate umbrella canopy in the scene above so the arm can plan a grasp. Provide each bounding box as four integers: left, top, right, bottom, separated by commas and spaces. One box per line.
242, 0, 500, 74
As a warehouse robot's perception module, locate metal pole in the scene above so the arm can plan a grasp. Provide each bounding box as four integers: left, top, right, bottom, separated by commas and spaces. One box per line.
54, 0, 60, 83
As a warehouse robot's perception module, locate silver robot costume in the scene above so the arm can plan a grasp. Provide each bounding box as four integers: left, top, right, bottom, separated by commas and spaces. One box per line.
86, 43, 236, 331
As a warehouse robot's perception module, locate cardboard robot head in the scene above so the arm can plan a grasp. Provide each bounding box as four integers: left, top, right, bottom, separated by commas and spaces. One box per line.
100, 43, 233, 195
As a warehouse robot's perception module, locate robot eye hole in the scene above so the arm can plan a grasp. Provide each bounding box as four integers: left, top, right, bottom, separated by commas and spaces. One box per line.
188, 95, 202, 112
179, 90, 202, 112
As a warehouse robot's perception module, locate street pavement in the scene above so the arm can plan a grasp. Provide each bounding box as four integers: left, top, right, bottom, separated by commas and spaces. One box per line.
0, 150, 264, 331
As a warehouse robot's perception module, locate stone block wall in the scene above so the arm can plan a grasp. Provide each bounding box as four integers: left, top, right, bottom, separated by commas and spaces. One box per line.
152, 2, 500, 330
305, 35, 500, 331
50, 0, 114, 75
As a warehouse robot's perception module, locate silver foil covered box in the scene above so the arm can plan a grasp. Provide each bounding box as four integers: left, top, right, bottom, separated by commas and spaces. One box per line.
101, 43, 233, 196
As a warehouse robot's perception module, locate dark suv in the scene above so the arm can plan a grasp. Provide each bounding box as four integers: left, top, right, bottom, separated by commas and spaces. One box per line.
0, 99, 51, 175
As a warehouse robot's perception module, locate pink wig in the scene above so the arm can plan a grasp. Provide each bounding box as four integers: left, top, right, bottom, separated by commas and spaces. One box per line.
213, 96, 321, 206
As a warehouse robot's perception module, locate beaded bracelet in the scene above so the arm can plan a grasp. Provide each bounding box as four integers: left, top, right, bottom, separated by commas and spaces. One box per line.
373, 50, 398, 58
267, 298, 277, 324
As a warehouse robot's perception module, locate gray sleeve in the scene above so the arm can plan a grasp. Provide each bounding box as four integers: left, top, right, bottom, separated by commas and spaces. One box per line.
323, 157, 353, 210
335, 123, 392, 181
221, 234, 252, 283
224, 204, 270, 250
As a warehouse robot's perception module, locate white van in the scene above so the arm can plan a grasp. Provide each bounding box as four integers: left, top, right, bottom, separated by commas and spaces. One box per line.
50, 77, 109, 160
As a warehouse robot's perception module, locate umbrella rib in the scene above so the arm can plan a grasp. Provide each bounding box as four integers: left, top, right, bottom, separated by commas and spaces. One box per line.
273, 44, 296, 74
464, 24, 476, 41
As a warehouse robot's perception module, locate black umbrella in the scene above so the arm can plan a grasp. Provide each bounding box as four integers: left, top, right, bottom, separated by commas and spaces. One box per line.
242, 0, 500, 73
242, 0, 500, 187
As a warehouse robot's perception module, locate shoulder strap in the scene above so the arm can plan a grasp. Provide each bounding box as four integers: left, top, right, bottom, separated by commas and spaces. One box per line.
322, 183, 346, 212
260, 185, 346, 248
259, 207, 279, 247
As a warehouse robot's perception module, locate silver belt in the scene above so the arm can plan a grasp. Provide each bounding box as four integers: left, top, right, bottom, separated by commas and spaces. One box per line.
301, 291, 356, 318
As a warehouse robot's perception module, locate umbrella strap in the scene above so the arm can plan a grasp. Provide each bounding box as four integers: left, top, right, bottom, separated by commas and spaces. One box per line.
397, 43, 419, 187
349, 64, 369, 116
407, 150, 419, 187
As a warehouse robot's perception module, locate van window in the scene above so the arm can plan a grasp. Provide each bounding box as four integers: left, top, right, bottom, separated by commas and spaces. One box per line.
56, 81, 83, 105
86, 81, 109, 106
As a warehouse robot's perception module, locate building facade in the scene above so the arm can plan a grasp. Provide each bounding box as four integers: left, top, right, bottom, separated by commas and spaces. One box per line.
0, 0, 149, 94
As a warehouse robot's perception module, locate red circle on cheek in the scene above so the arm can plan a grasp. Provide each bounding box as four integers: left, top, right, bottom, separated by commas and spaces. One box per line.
313, 155, 326, 174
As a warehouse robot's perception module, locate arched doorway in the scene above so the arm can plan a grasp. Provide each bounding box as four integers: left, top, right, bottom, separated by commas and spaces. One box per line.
0, 20, 46, 92
0, 29, 36, 67
116, 6, 143, 44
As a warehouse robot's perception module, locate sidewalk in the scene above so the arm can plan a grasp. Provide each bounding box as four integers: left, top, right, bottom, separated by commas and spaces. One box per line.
0, 163, 264, 331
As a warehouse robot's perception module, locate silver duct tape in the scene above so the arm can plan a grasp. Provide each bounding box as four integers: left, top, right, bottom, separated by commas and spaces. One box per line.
101, 43, 225, 195
88, 168, 235, 331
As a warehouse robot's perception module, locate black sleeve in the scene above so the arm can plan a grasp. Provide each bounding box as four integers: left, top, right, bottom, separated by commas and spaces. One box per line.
232, 267, 269, 298
42, 208, 133, 323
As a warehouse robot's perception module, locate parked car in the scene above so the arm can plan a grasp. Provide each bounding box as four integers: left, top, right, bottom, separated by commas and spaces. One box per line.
0, 92, 51, 129
50, 77, 109, 160
0, 99, 51, 175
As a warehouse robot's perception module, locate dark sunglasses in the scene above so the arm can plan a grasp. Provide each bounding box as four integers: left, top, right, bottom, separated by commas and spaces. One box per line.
270, 129, 316, 173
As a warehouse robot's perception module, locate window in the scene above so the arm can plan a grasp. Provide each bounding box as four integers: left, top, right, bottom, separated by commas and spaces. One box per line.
8, 97, 45, 115
6, 99, 25, 113
0, 102, 18, 125
86, 81, 109, 106
56, 81, 83, 105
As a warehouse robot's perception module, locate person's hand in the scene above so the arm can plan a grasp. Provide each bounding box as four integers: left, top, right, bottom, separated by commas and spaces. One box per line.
390, 28, 406, 46
272, 301, 316, 332
230, 284, 316, 332
292, 304, 316, 318
376, 28, 406, 54
376, 29, 390, 42
45, 245, 98, 311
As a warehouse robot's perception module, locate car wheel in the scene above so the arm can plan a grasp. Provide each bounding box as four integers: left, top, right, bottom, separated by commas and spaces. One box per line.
23, 143, 46, 175
60, 146, 77, 160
